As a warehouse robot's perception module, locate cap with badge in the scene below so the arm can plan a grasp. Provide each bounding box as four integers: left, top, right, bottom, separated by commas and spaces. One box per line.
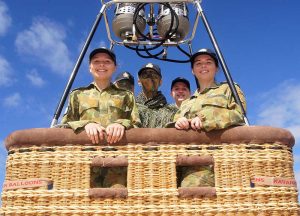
171, 77, 190, 90
190, 48, 218, 67
114, 71, 135, 85
89, 47, 117, 65
138, 63, 162, 77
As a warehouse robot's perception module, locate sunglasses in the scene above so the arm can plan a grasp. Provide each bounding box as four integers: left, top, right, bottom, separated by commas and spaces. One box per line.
139, 71, 161, 79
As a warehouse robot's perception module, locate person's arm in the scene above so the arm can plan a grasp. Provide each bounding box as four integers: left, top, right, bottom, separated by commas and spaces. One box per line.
173, 99, 191, 122
197, 84, 246, 131
172, 100, 192, 129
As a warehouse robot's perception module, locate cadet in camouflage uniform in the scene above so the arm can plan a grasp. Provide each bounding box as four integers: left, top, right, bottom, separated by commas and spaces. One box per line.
61, 48, 141, 188
174, 48, 247, 187
136, 63, 177, 128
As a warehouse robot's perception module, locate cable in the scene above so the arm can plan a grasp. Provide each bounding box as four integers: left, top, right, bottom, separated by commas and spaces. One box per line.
125, 2, 190, 63
133, 3, 178, 43
128, 2, 178, 53
177, 45, 191, 57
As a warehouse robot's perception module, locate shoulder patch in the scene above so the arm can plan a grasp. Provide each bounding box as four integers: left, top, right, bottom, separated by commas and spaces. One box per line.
70, 83, 94, 93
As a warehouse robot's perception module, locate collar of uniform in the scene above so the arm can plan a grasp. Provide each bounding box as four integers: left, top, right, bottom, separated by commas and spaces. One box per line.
91, 82, 116, 92
191, 82, 220, 97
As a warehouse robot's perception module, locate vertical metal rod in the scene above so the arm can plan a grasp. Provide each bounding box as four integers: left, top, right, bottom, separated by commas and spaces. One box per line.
188, 43, 193, 55
149, 3, 155, 39
50, 5, 106, 127
188, 43, 199, 89
110, 43, 115, 50
195, 1, 249, 125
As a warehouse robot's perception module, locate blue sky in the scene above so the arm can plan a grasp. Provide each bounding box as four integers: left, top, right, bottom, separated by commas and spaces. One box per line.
0, 0, 299, 197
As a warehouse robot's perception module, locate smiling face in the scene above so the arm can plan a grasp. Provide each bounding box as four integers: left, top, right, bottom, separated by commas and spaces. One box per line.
89, 53, 116, 82
192, 54, 218, 83
171, 82, 190, 107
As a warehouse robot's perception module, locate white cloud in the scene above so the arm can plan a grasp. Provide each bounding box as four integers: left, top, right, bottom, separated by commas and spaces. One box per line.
287, 126, 300, 142
255, 80, 300, 140
294, 154, 300, 164
3, 93, 21, 107
26, 69, 45, 87
15, 17, 72, 74
0, 1, 12, 36
0, 56, 14, 86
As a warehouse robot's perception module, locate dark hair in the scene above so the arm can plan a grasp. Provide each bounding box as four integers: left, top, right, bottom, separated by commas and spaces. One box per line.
171, 77, 190, 90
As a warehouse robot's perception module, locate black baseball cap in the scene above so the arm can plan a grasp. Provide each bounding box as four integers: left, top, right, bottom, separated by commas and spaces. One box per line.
190, 48, 218, 67
171, 77, 190, 90
138, 63, 162, 77
89, 48, 116, 65
114, 71, 134, 85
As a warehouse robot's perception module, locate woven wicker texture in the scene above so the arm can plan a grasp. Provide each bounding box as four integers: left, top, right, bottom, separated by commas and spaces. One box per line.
1, 127, 299, 215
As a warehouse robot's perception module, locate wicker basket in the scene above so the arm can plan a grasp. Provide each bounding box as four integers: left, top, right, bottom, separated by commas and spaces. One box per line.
1, 126, 299, 215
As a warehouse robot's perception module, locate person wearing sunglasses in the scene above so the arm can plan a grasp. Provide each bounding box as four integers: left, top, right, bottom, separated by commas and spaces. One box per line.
136, 63, 177, 128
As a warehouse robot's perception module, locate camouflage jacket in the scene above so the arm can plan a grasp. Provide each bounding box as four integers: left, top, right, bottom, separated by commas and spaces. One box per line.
136, 92, 178, 128
61, 83, 141, 132
173, 82, 246, 131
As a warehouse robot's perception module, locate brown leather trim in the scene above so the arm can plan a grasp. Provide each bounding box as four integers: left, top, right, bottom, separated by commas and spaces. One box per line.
91, 156, 128, 167
89, 188, 128, 199
4, 126, 295, 150
176, 155, 214, 166
178, 187, 216, 198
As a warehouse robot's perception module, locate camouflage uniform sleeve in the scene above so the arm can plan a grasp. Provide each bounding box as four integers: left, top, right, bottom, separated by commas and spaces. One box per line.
233, 84, 247, 112
163, 101, 189, 128
198, 84, 246, 131
60, 91, 96, 132
173, 109, 180, 122
114, 93, 141, 129
162, 105, 178, 127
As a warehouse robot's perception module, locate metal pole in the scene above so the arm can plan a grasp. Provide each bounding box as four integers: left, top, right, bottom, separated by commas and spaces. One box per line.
194, 1, 249, 125
50, 5, 107, 127
188, 43, 199, 89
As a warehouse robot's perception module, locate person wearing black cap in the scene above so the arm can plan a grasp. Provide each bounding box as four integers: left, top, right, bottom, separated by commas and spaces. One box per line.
174, 48, 246, 131
136, 63, 177, 128
173, 49, 247, 188
170, 77, 191, 108
114, 71, 135, 93
61, 48, 141, 144
61, 48, 141, 188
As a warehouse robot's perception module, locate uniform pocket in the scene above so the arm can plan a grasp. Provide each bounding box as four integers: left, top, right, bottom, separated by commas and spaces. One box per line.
79, 99, 99, 118
201, 94, 228, 108
108, 95, 128, 118
109, 105, 131, 119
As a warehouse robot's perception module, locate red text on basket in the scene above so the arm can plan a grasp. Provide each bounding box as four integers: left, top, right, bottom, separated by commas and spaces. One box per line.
3, 178, 52, 190
251, 176, 297, 187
